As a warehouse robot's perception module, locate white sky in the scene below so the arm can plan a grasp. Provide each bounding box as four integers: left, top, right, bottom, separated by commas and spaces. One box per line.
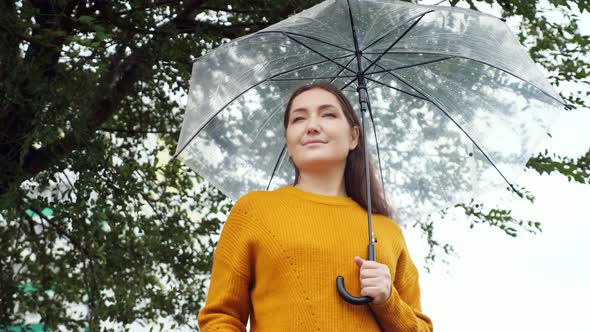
405, 104, 590, 331
404, 2, 590, 332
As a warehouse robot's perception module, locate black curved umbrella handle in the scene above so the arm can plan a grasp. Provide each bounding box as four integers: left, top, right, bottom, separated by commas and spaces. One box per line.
336, 243, 376, 305
336, 275, 373, 305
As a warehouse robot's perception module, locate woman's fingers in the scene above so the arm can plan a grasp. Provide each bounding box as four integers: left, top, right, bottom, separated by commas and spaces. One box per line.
359, 260, 382, 269
360, 269, 382, 278
355, 256, 392, 304
360, 275, 388, 288
360, 286, 382, 296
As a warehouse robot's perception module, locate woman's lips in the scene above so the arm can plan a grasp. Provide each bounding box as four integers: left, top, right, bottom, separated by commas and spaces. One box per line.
302, 140, 327, 146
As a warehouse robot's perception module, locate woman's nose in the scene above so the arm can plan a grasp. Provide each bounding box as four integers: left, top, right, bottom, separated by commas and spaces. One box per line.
306, 116, 321, 133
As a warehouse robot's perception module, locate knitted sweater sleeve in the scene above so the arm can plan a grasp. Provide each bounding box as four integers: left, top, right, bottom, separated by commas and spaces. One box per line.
368, 227, 434, 332
197, 196, 255, 332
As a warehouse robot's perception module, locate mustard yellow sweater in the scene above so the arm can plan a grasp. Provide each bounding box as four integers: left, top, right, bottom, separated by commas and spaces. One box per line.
197, 185, 433, 332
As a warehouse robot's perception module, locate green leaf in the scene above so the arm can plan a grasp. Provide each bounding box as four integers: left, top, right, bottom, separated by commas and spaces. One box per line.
79, 15, 96, 25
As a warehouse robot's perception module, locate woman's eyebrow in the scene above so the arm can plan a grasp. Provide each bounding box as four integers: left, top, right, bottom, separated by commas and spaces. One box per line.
291, 107, 307, 114
318, 104, 338, 111
290, 104, 337, 115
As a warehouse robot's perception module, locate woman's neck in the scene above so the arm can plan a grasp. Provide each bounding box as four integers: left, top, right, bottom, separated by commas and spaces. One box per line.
294, 167, 348, 197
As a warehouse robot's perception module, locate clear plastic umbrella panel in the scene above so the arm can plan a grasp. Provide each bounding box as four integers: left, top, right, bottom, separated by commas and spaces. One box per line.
175, 0, 566, 304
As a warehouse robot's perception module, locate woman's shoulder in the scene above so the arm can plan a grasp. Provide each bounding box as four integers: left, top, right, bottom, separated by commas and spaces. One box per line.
227, 188, 286, 225
374, 213, 405, 237
232, 187, 285, 209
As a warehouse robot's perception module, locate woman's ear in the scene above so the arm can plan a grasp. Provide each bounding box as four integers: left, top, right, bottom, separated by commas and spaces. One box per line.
350, 126, 360, 150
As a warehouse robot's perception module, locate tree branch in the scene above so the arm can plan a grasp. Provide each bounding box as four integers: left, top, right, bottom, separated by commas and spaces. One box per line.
200, 6, 273, 14
527, 148, 590, 184
18, 1, 209, 179
16, 0, 305, 184
173, 20, 268, 37
99, 127, 180, 136
25, 206, 91, 259
114, 0, 182, 16
0, 1, 21, 62
23, 50, 141, 175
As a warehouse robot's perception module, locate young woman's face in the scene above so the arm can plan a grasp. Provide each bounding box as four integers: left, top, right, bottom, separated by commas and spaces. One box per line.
285, 88, 359, 172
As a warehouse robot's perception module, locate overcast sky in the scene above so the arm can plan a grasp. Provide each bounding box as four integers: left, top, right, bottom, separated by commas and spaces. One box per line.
405, 2, 589, 332
406, 104, 590, 332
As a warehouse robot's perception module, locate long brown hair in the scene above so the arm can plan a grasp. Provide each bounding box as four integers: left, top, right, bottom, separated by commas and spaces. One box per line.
283, 82, 393, 218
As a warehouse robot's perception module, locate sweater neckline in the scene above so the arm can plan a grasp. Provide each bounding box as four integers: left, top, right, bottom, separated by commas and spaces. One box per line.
278, 185, 357, 206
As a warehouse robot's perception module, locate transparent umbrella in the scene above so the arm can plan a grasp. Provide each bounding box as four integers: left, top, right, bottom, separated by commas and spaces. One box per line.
174, 0, 567, 304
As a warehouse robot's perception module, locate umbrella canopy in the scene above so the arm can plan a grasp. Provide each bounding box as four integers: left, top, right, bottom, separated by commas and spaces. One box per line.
175, 0, 566, 226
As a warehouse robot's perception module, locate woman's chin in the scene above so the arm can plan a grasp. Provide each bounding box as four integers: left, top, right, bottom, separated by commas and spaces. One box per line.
294, 157, 346, 170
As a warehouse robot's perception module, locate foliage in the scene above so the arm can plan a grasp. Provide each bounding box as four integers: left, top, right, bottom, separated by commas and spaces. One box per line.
412, 0, 590, 270
0, 0, 587, 330
0, 0, 318, 330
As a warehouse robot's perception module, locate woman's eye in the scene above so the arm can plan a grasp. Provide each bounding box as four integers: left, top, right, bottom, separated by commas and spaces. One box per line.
292, 113, 334, 123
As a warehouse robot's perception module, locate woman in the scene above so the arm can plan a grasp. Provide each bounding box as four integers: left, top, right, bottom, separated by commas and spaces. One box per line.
197, 83, 433, 331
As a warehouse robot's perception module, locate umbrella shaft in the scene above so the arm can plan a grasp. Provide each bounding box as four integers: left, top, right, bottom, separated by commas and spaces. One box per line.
354, 50, 375, 254
349, 0, 375, 258
358, 90, 375, 252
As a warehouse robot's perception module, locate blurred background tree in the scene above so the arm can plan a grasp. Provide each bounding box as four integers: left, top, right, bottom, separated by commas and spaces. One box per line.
0, 0, 587, 330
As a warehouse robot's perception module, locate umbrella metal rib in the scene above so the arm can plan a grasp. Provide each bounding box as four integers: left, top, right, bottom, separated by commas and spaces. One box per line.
340, 75, 358, 91
346, 59, 453, 93
270, 74, 357, 81
257, 30, 355, 53
280, 32, 358, 76
337, 53, 431, 100
330, 55, 358, 85
364, 76, 429, 101
384, 68, 520, 193
362, 85, 388, 205
364, 50, 566, 106
365, 71, 390, 90
361, 10, 435, 53
364, 55, 455, 75
363, 56, 519, 192
362, 12, 431, 75
363, 75, 428, 101
173, 54, 355, 159
266, 144, 288, 191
